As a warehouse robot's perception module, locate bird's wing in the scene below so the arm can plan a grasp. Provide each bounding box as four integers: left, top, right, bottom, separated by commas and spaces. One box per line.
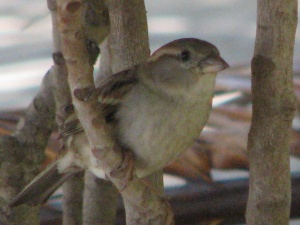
60, 66, 139, 137
59, 114, 83, 138
10, 68, 140, 207
96, 67, 139, 123
96, 66, 139, 106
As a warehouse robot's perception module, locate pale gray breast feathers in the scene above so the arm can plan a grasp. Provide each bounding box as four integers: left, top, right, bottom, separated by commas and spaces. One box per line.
115, 79, 214, 177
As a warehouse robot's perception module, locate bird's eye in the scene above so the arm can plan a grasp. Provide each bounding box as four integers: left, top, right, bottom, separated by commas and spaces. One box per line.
180, 50, 191, 62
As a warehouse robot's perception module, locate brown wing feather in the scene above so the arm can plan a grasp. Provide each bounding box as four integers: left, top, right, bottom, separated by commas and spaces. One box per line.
60, 66, 139, 137
96, 66, 139, 105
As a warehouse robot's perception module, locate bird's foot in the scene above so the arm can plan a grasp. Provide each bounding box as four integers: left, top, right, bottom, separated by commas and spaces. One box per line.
109, 150, 134, 191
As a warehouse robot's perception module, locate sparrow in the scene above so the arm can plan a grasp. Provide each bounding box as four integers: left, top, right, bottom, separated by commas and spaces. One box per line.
9, 38, 229, 207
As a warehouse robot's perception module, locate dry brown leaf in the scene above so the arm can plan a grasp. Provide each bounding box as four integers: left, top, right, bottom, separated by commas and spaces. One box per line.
165, 141, 212, 182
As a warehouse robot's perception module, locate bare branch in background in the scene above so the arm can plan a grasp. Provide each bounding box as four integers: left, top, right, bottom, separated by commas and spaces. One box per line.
0, 41, 56, 225
83, 171, 118, 225
246, 0, 298, 224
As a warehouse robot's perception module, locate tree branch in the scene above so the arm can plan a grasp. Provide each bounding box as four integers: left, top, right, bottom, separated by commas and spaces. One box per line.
0, 57, 56, 225
83, 14, 118, 225
83, 171, 118, 225
56, 0, 173, 224
48, 1, 85, 224
246, 0, 298, 224
106, 0, 166, 222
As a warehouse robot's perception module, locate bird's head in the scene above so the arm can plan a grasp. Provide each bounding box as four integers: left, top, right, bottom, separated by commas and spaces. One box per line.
140, 38, 229, 98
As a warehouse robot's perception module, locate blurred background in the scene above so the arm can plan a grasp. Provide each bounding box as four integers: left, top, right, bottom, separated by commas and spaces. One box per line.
1, 0, 300, 224
1, 0, 300, 109
1, 0, 258, 110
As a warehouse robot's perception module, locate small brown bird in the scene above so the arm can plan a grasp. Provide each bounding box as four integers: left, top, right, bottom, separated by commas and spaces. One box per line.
10, 38, 229, 207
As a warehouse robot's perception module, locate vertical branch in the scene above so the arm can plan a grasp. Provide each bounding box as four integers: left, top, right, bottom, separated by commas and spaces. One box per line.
56, 0, 173, 224
83, 19, 118, 225
107, 0, 150, 73
81, 1, 116, 223
0, 70, 55, 223
48, 0, 85, 224
83, 171, 118, 225
106, 0, 166, 222
0, 3, 57, 221
246, 0, 298, 224
51, 0, 110, 223
62, 172, 84, 225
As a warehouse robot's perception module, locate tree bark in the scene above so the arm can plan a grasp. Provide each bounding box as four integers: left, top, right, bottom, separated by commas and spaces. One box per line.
56, 0, 173, 224
106, 0, 150, 72
106, 0, 166, 223
0, 69, 55, 225
246, 0, 298, 224
2, 0, 109, 223
62, 172, 84, 225
48, 1, 86, 224
83, 38, 118, 225
83, 171, 118, 225
0, 19, 56, 224
106, 0, 165, 222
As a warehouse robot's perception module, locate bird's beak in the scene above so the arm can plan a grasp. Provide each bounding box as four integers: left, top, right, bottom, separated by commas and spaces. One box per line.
199, 55, 229, 73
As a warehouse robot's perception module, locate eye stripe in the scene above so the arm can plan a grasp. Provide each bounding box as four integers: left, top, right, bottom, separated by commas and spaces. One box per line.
148, 47, 181, 62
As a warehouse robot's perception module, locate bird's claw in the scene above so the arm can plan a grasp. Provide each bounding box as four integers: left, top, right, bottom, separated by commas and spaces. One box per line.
109, 150, 134, 191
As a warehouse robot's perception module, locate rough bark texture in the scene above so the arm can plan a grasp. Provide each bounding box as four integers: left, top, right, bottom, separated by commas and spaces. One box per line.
83, 171, 118, 225
246, 1, 298, 224
0, 32, 56, 225
0, 0, 109, 224
48, 1, 85, 224
106, 0, 165, 223
62, 172, 84, 225
83, 37, 118, 225
57, 0, 173, 224
51, 0, 110, 223
106, 0, 150, 72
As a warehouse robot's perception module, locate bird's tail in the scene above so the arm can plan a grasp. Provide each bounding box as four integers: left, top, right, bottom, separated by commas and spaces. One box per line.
9, 160, 82, 207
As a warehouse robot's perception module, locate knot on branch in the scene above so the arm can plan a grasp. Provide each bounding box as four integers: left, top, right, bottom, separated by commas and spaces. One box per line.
251, 54, 275, 80
251, 54, 296, 120
65, 1, 82, 13
56, 104, 75, 127
84, 1, 109, 27
52, 52, 65, 65
73, 87, 95, 102
33, 96, 51, 114
280, 95, 297, 121
86, 39, 100, 65
63, 104, 75, 115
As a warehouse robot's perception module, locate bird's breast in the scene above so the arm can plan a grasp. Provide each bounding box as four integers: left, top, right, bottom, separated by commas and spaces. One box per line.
116, 83, 214, 178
